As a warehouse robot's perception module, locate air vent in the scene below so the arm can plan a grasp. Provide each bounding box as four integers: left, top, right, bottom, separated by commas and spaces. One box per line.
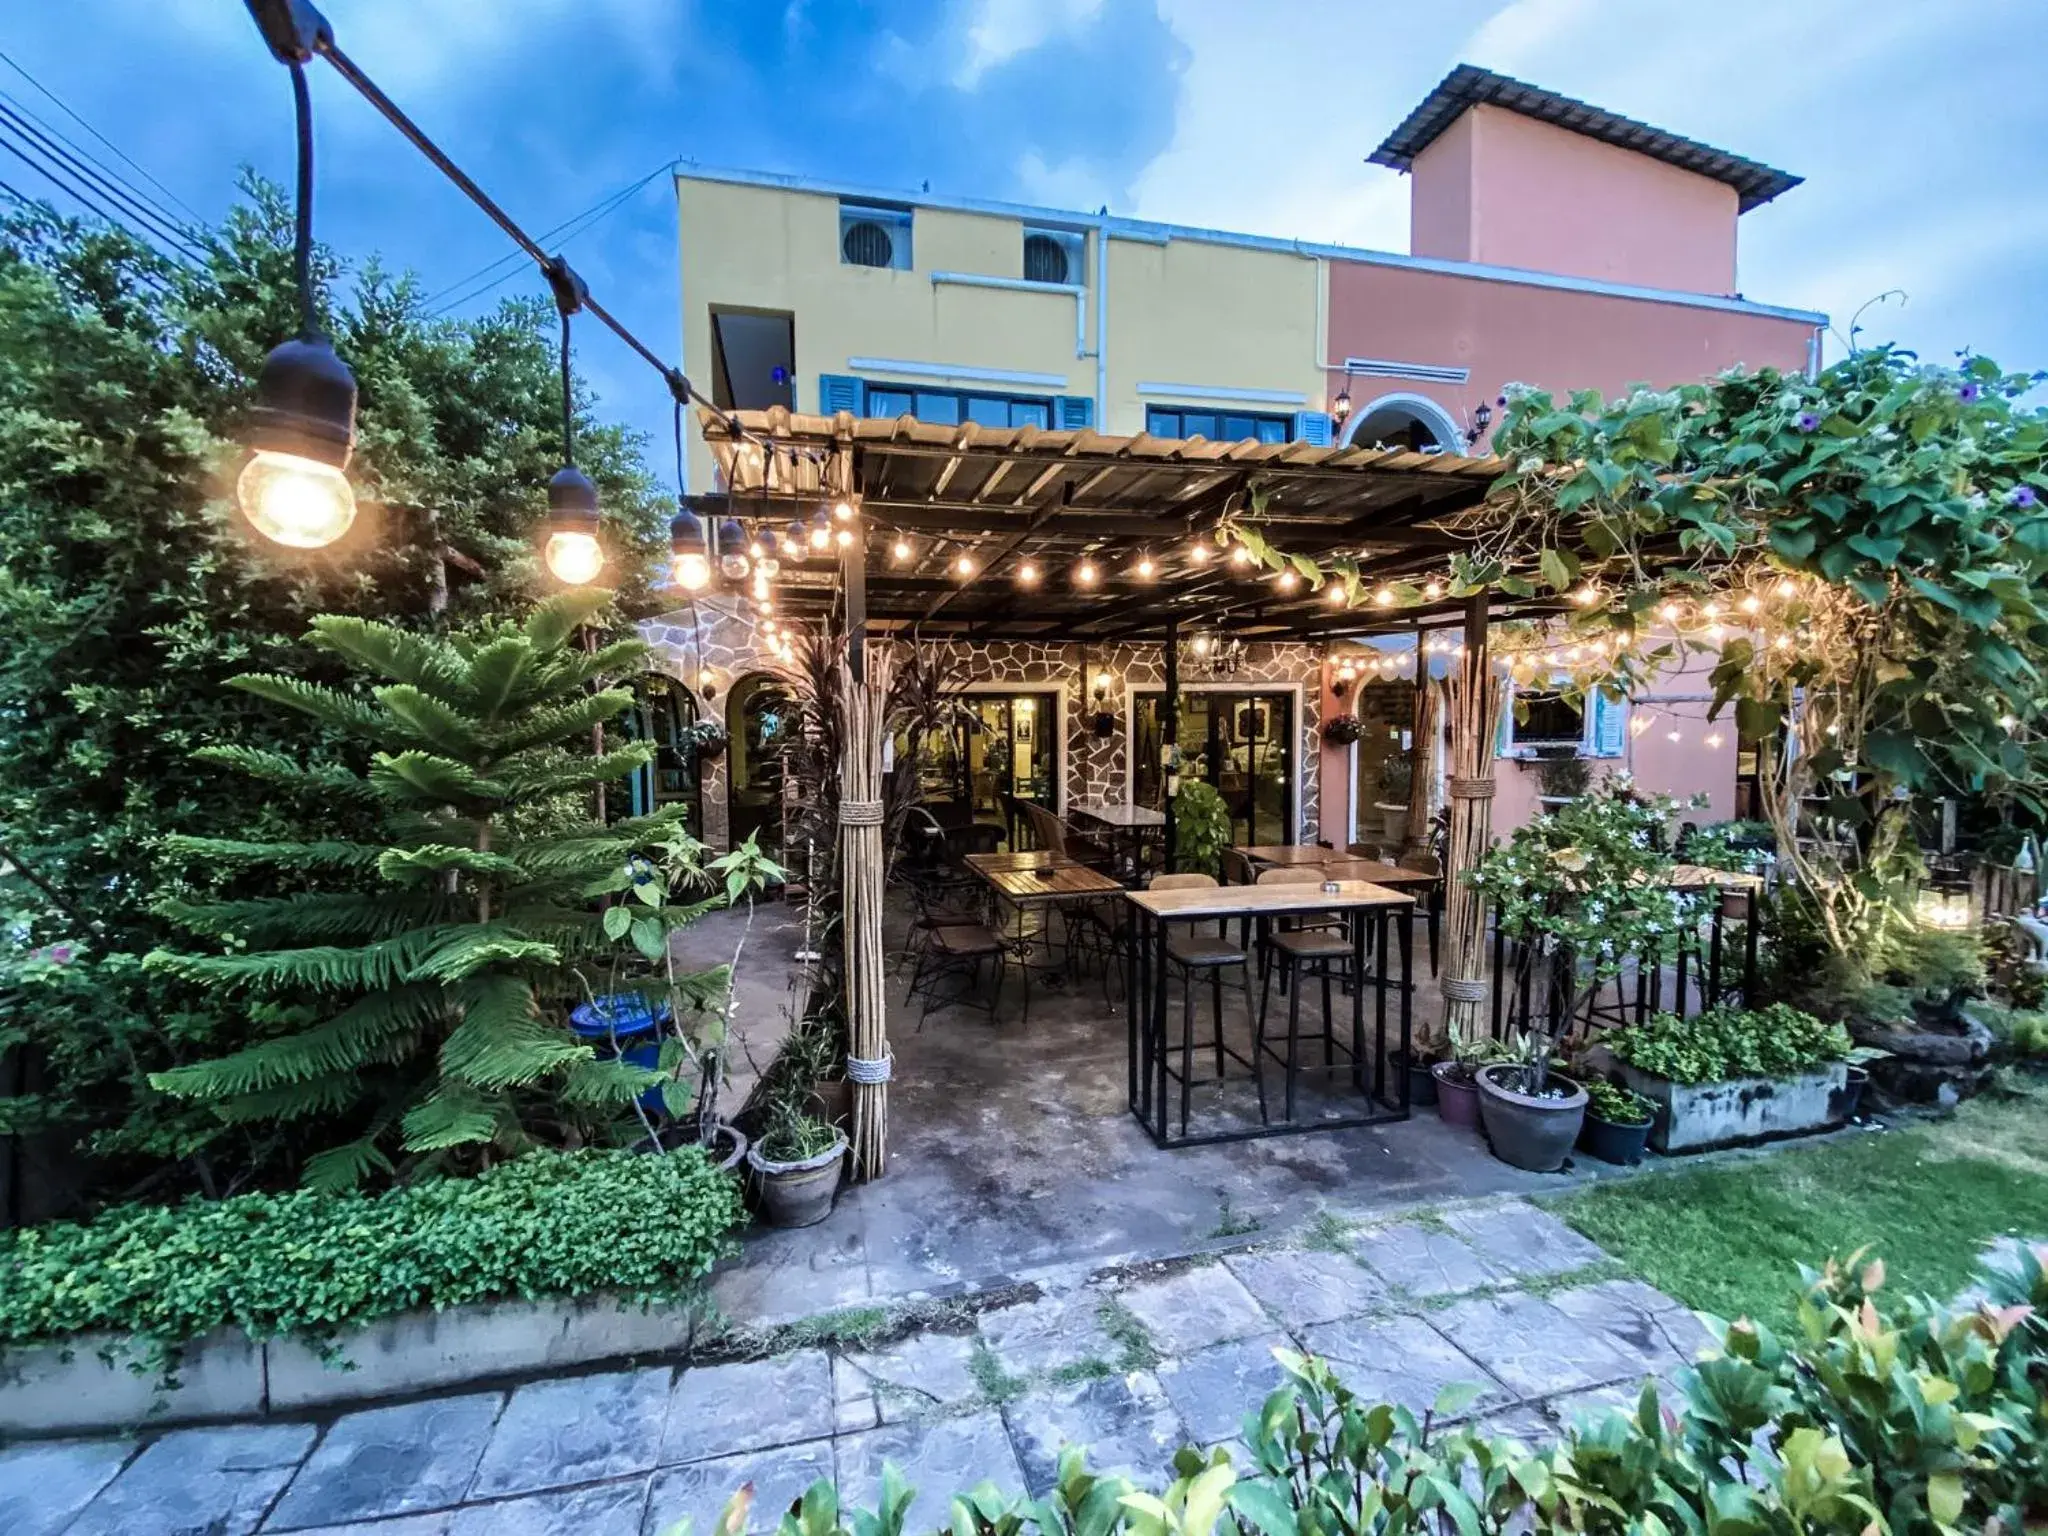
1022, 226, 1085, 286
839, 201, 912, 269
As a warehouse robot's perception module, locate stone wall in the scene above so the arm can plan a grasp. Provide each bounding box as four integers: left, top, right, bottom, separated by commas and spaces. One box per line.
639, 604, 1327, 849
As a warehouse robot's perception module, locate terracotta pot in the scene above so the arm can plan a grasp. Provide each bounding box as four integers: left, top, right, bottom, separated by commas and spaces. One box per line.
1431, 1061, 1480, 1128
1477, 1064, 1587, 1172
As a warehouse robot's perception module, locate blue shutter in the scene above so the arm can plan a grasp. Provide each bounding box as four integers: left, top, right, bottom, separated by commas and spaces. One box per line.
817, 374, 862, 416
1589, 688, 1626, 757
1056, 395, 1094, 430
1293, 410, 1334, 446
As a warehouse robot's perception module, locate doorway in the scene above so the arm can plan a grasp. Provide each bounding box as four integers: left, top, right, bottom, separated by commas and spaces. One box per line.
623, 680, 703, 835
1133, 689, 1296, 846
726, 672, 792, 859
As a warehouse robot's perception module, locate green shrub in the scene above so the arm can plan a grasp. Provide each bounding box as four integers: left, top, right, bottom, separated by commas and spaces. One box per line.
0, 1148, 741, 1355
1582, 1079, 1654, 1124
1171, 779, 1232, 877
750, 1245, 2048, 1536
1606, 1003, 1852, 1084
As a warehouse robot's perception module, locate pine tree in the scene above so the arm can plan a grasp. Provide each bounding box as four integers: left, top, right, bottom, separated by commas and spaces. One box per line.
146, 591, 689, 1188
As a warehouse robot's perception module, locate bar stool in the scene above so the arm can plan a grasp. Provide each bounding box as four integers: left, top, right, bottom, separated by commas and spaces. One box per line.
1148, 872, 1262, 1134
1253, 867, 1359, 1123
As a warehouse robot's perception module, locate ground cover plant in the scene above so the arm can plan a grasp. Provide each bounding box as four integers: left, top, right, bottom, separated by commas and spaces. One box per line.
1603, 1002, 1854, 1084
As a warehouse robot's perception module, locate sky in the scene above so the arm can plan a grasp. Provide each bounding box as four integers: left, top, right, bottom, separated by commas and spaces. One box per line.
5, 1, 2044, 487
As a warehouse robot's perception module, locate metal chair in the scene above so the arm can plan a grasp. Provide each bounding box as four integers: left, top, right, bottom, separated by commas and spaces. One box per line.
1148, 872, 1260, 1135
1399, 850, 1444, 977
904, 917, 1009, 1029
1252, 867, 1360, 1123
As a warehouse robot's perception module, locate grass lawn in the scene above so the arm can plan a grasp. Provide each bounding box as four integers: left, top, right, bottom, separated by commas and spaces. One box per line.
1550, 1088, 2048, 1334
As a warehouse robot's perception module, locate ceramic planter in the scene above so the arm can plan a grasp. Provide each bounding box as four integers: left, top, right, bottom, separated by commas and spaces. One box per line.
1390, 1050, 1437, 1108
1431, 1061, 1480, 1128
1612, 1060, 1849, 1153
1476, 1064, 1587, 1172
748, 1135, 848, 1227
1376, 803, 1411, 848
1577, 1111, 1652, 1166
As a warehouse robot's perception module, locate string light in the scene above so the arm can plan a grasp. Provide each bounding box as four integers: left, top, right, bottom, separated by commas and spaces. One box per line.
1658, 601, 1681, 623
1374, 586, 1395, 606
954, 551, 976, 579
1324, 582, 1346, 606
1276, 569, 1299, 593
1424, 579, 1444, 600
1187, 540, 1211, 566
891, 537, 912, 563
1075, 558, 1098, 587
669, 509, 710, 592
1775, 577, 1797, 599
1702, 600, 1722, 619
1739, 594, 1761, 615
1571, 584, 1600, 607
1230, 543, 1253, 568
748, 534, 767, 561
1135, 552, 1156, 579
1016, 559, 1039, 587
834, 526, 854, 549
807, 519, 831, 551
832, 499, 855, 522
1666, 728, 1682, 742
1704, 731, 1726, 748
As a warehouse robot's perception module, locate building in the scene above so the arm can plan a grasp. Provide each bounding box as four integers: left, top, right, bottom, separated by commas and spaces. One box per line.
649, 66, 1823, 854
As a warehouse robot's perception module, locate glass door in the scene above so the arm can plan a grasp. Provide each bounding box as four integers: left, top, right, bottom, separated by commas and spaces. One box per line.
727, 673, 791, 858
1133, 690, 1295, 845
965, 692, 1058, 845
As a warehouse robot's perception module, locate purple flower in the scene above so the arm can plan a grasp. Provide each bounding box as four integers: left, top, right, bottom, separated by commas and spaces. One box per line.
1958, 381, 1983, 404
1795, 411, 1821, 432
2012, 485, 2040, 510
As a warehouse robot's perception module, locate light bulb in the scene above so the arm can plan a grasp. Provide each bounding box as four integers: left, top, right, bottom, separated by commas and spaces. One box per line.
1374, 586, 1394, 606
748, 538, 766, 560
1704, 732, 1725, 749
1424, 579, 1443, 599
833, 499, 855, 522
891, 538, 911, 563
756, 557, 779, 579
1135, 553, 1156, 579
545, 529, 605, 586
1773, 634, 1791, 651
1658, 602, 1681, 623
1016, 560, 1039, 586
2000, 713, 2020, 731
1076, 559, 1098, 586
1702, 600, 1722, 619
1571, 585, 1599, 607
1230, 544, 1253, 567
834, 526, 854, 549
955, 553, 976, 578
1740, 594, 1761, 615
1192, 634, 1210, 655
1775, 578, 1797, 599
1666, 729, 1682, 743
807, 523, 831, 550
720, 550, 750, 581
238, 450, 357, 549
1277, 570, 1299, 593
751, 573, 770, 601
1325, 583, 1347, 606
673, 551, 712, 592
1188, 541, 1211, 565
1094, 671, 1113, 694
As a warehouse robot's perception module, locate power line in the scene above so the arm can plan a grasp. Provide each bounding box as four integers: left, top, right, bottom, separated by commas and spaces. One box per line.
0, 118, 201, 269
0, 172, 178, 299
0, 88, 202, 253
0, 100, 205, 261
426, 160, 668, 315
0, 46, 206, 227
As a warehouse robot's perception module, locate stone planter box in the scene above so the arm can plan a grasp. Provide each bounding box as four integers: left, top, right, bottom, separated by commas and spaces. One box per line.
1612, 1059, 1851, 1154
0, 1292, 702, 1436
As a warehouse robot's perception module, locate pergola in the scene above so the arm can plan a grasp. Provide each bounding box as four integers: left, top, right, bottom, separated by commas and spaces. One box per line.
700, 407, 1559, 1172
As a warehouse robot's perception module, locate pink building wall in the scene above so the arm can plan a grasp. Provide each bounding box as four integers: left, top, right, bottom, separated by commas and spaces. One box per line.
1325, 259, 1817, 452
1411, 104, 1740, 296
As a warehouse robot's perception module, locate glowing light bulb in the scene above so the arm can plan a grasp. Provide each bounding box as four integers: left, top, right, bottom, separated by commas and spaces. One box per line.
1192, 634, 1211, 656
672, 551, 711, 592
239, 451, 358, 549
1740, 594, 1761, 615
2000, 713, 2020, 731
1704, 732, 1726, 749
1775, 578, 1796, 599
1773, 634, 1791, 651
1135, 553, 1156, 579
1658, 602, 1682, 623
1188, 541, 1211, 565
807, 522, 831, 550
1230, 544, 1253, 568
1666, 729, 1682, 743
1424, 579, 1443, 599
1076, 559, 1098, 587
832, 499, 855, 522
748, 537, 767, 560
955, 553, 976, 579
1277, 569, 1299, 593
545, 530, 605, 586
1016, 560, 1039, 586
1706, 623, 1726, 641
1571, 585, 1599, 607
1325, 582, 1347, 606
834, 526, 854, 549
1374, 586, 1395, 606
1702, 600, 1723, 619
891, 538, 911, 563
750, 572, 770, 601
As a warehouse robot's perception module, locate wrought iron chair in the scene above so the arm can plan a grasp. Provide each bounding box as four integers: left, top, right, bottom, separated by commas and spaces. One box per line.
1148, 872, 1260, 1135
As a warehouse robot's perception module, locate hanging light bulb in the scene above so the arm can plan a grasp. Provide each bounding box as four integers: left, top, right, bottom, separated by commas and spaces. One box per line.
669, 508, 710, 592
1704, 731, 1726, 749
834, 525, 854, 549
1075, 558, 1098, 587
1230, 543, 1253, 568
891, 536, 912, 563
832, 499, 856, 523
1324, 582, 1347, 606
1571, 584, 1600, 607
1187, 540, 1211, 566
807, 516, 831, 551
1016, 560, 1039, 587
716, 517, 750, 581
1276, 569, 1299, 593
1135, 552, 1156, 579
755, 555, 780, 580
748, 532, 767, 561
954, 551, 976, 579
1658, 601, 1682, 623
1775, 577, 1797, 599
543, 467, 604, 585
1423, 578, 1443, 600
1374, 586, 1395, 606
1192, 633, 1211, 656
783, 522, 806, 558
1666, 728, 1683, 743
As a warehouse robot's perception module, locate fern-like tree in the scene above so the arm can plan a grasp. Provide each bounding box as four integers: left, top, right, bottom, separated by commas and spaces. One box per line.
146, 591, 706, 1187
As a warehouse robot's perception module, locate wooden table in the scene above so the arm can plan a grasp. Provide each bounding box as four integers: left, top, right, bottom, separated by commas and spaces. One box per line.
1231, 843, 1332, 868
965, 857, 1124, 1023
1073, 802, 1166, 878
1123, 880, 1417, 1148
1315, 857, 1437, 890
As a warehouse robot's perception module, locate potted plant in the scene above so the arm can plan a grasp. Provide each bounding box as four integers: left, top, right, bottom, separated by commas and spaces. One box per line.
680, 719, 729, 763
1598, 1003, 1857, 1152
748, 1106, 848, 1227
1321, 714, 1364, 747
1375, 753, 1414, 846
1476, 1030, 1587, 1172
1533, 753, 1591, 809
1577, 1079, 1655, 1165
1172, 778, 1232, 877
1429, 1031, 1500, 1129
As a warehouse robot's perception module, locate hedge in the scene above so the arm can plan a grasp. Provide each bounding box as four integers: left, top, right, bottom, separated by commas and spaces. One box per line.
0, 1148, 742, 1353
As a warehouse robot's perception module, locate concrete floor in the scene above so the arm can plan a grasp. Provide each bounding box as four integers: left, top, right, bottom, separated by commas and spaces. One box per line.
707, 893, 1643, 1328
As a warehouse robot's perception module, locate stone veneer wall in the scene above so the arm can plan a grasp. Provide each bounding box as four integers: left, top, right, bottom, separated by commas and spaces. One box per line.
639, 602, 1327, 851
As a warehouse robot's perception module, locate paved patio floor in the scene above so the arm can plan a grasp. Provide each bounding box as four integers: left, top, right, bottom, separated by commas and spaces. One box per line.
4, 1199, 1717, 1536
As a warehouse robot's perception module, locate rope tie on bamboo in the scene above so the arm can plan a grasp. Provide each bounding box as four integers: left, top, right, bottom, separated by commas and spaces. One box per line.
1447, 777, 1496, 800
839, 800, 884, 826
846, 1051, 893, 1085
1440, 976, 1489, 1003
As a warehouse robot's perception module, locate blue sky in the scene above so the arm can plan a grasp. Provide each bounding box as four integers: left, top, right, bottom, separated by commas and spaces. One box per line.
6, 1, 2043, 484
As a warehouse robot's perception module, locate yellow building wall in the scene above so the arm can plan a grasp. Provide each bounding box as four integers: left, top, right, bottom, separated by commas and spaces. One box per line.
1102, 236, 1325, 435
677, 175, 1336, 487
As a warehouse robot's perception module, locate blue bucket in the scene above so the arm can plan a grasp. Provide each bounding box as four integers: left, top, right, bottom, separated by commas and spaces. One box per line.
570, 994, 673, 1112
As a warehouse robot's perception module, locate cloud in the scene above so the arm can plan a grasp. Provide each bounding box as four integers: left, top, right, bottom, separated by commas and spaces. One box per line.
956, 0, 1107, 88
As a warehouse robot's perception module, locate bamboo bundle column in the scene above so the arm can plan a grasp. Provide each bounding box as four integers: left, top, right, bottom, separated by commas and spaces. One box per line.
841, 644, 894, 1179
1437, 592, 1502, 1049
1404, 656, 1442, 863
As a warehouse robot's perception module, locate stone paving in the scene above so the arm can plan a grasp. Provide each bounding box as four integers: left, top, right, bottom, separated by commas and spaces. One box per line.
2, 1199, 1719, 1536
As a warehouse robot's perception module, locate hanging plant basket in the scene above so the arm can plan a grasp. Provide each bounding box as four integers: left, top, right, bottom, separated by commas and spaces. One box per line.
1321, 715, 1365, 746
681, 721, 729, 762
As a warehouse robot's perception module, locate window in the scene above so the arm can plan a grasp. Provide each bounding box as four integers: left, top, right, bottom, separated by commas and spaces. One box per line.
707, 310, 794, 411
1022, 227, 1085, 285
839, 201, 911, 269
1145, 407, 1291, 444
1501, 686, 1626, 757
864, 386, 1050, 429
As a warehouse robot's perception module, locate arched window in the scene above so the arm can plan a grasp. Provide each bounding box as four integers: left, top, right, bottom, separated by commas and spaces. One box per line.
727, 672, 792, 859
1341, 392, 1464, 453
622, 680, 701, 834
